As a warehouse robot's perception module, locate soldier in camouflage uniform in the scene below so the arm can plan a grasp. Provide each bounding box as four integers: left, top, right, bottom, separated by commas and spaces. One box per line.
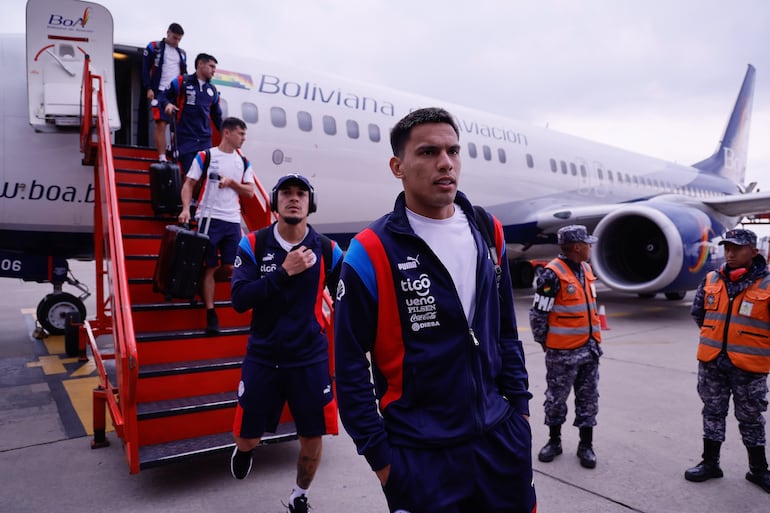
529, 225, 602, 469
686, 228, 770, 493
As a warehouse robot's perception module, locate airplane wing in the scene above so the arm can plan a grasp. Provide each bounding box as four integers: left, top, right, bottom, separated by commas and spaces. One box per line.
533, 203, 619, 235
702, 190, 770, 217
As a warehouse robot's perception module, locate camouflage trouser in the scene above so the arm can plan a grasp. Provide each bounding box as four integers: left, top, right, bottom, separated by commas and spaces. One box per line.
698, 353, 768, 447
543, 340, 601, 428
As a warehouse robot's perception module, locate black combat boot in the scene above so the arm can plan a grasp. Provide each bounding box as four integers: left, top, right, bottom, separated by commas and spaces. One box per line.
746, 446, 770, 493
577, 426, 597, 469
538, 425, 563, 462
684, 439, 723, 482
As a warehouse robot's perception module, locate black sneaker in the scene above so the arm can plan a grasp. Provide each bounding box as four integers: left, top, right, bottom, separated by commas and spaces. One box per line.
230, 446, 252, 480
287, 495, 309, 513
206, 309, 220, 335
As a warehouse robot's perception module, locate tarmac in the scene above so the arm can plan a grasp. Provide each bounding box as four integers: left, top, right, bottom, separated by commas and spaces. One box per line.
1, 259, 768, 513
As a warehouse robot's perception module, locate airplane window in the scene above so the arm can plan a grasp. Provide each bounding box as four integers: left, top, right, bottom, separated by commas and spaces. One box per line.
323, 115, 337, 135
607, 170, 613, 181
526, 154, 534, 168
368, 123, 381, 142
597, 168, 604, 180
482, 146, 491, 161
346, 120, 360, 139
468, 143, 478, 159
570, 163, 577, 176
241, 102, 258, 124
498, 148, 507, 164
298, 111, 312, 132
560, 161, 568, 174
220, 98, 229, 118
580, 165, 587, 177
271, 107, 287, 128
625, 173, 631, 183
549, 158, 557, 172
617, 173, 623, 183
632, 175, 639, 185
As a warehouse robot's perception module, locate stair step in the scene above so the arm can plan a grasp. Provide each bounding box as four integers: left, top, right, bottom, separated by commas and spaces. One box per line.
139, 356, 242, 379
137, 391, 235, 420
138, 424, 298, 470
135, 326, 249, 343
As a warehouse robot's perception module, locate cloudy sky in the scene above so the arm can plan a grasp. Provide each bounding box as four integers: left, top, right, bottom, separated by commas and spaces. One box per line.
8, 0, 770, 188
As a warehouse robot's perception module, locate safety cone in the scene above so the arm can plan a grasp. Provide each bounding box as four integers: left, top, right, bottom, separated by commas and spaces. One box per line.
598, 304, 610, 330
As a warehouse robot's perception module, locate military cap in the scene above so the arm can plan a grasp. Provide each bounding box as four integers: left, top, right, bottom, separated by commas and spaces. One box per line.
719, 228, 757, 247
557, 225, 598, 245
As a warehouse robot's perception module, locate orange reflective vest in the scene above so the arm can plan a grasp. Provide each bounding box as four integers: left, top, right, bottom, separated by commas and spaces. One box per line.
545, 258, 602, 349
698, 271, 770, 373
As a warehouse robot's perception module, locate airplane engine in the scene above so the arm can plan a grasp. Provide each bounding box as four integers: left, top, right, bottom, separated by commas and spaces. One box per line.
591, 202, 720, 297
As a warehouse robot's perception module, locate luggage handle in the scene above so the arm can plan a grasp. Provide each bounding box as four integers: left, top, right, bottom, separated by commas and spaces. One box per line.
168, 116, 179, 162
197, 171, 219, 236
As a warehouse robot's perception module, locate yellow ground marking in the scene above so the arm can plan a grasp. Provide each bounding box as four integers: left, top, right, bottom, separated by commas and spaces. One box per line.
70, 359, 97, 377
43, 335, 65, 355
26, 355, 80, 375
62, 377, 114, 435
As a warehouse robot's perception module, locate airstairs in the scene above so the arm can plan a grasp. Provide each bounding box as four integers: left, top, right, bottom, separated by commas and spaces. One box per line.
77, 59, 332, 473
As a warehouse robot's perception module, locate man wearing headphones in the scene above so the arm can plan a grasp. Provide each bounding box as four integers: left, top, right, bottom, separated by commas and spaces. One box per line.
229, 174, 343, 513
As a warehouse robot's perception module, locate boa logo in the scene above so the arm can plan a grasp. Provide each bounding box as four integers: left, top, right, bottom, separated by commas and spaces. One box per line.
48, 8, 90, 28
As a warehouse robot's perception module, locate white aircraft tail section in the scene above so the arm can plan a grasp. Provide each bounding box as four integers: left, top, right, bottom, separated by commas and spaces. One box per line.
692, 64, 755, 185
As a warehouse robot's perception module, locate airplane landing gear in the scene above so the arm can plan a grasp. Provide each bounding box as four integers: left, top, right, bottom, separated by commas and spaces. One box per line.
34, 263, 90, 336
37, 291, 86, 335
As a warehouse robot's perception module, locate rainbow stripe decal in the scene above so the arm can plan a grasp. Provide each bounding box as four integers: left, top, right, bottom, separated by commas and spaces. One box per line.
688, 223, 711, 273
211, 69, 253, 90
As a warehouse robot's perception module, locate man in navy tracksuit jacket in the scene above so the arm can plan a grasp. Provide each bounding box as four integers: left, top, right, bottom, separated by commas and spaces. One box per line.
159, 53, 223, 175
229, 174, 343, 513
334, 107, 536, 513
141, 23, 187, 161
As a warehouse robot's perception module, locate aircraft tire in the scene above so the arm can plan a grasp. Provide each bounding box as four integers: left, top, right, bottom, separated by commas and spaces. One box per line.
664, 291, 686, 300
64, 312, 82, 357
37, 293, 86, 336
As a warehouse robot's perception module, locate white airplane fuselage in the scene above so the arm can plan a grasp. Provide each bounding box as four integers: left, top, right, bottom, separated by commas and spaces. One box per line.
2, 0, 767, 308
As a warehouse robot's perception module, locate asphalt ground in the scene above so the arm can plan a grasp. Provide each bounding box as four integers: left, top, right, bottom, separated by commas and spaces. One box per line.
0, 259, 768, 512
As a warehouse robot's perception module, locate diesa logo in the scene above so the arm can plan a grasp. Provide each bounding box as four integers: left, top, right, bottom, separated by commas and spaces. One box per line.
48, 8, 90, 28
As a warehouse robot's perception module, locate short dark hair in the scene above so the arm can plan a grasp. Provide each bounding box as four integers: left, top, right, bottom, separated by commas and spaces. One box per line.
168, 23, 184, 35
221, 117, 247, 131
389, 107, 459, 157
195, 53, 218, 68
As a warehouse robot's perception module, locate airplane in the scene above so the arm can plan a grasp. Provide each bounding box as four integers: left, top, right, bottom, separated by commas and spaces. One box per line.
3, 0, 770, 335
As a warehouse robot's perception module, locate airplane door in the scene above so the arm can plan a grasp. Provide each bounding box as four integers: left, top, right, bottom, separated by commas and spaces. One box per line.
26, 0, 120, 130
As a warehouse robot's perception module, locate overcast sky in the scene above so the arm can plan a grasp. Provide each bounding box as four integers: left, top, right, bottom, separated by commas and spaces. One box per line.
8, 0, 770, 188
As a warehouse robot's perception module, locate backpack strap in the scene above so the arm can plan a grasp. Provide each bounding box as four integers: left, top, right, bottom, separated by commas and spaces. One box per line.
473, 205, 502, 287
246, 227, 271, 278
320, 234, 333, 278
235, 148, 249, 182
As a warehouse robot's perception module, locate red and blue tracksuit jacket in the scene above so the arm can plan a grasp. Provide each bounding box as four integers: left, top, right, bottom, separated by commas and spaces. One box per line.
158, 74, 223, 156
141, 39, 187, 94
231, 224, 343, 366
334, 191, 531, 472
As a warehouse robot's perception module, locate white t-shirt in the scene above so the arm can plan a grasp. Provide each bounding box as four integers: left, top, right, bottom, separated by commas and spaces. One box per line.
159, 46, 181, 91
406, 206, 478, 321
186, 147, 256, 224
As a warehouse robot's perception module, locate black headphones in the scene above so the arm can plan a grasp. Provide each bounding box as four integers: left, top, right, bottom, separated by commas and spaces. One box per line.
271, 175, 317, 214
